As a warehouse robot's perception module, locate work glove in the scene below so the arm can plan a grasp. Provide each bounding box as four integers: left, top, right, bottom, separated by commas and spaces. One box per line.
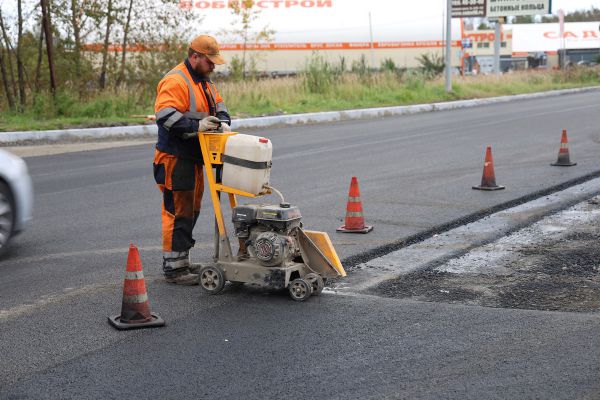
181, 131, 199, 140
198, 116, 221, 132
221, 122, 231, 132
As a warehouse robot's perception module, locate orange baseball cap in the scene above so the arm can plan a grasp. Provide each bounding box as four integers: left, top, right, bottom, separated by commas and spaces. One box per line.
190, 35, 226, 65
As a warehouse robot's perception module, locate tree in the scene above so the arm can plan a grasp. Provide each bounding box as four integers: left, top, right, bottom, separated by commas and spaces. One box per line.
16, 0, 26, 108
34, 26, 44, 90
565, 7, 600, 22
513, 15, 534, 24
417, 53, 445, 77
117, 0, 134, 85
0, 0, 199, 111
538, 6, 599, 23
225, 0, 274, 79
541, 15, 559, 23
70, 0, 83, 81
0, 38, 15, 110
99, 0, 115, 89
40, 0, 58, 95
0, 9, 18, 102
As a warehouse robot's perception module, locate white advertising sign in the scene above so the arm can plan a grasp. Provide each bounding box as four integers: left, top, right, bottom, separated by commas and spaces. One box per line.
508, 22, 600, 52
487, 0, 551, 17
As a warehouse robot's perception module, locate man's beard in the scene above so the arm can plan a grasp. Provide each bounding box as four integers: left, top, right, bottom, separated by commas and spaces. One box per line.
194, 64, 211, 78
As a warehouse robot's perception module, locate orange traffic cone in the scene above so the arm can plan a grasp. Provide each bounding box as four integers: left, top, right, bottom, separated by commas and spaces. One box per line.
472, 146, 505, 191
337, 176, 373, 234
108, 244, 165, 330
551, 129, 576, 167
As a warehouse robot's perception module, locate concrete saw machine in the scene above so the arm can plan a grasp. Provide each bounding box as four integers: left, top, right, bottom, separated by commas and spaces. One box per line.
196, 131, 346, 301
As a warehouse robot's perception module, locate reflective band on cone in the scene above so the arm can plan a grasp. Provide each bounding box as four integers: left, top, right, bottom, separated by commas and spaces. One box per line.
337, 176, 373, 234
108, 244, 165, 330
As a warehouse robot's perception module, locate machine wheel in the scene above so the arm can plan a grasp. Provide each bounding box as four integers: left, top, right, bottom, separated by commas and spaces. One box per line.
199, 265, 225, 294
304, 273, 324, 296
288, 278, 313, 302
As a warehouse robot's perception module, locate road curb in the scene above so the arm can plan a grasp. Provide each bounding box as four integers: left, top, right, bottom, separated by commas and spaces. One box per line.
2, 85, 600, 144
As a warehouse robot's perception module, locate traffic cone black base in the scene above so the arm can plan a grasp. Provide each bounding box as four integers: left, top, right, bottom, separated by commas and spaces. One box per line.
472, 184, 505, 191
550, 161, 577, 167
337, 225, 374, 234
108, 313, 165, 330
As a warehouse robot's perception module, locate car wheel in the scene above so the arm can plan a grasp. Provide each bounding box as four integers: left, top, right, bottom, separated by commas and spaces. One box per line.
0, 182, 15, 257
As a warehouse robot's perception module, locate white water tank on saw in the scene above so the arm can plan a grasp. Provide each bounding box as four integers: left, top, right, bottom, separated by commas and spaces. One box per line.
221, 134, 272, 196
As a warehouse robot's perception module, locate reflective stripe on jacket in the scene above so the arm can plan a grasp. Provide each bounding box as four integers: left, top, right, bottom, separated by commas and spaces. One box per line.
154, 59, 231, 161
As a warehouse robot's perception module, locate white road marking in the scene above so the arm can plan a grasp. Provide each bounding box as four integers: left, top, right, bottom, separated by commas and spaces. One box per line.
1, 140, 155, 158
0, 243, 211, 266
0, 281, 146, 322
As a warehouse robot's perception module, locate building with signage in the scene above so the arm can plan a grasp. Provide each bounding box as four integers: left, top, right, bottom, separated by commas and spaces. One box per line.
188, 0, 465, 73
82, 0, 600, 74
461, 29, 514, 74
462, 22, 600, 74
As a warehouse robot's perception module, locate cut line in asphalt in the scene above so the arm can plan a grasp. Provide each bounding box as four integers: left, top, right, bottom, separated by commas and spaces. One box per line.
335, 174, 600, 293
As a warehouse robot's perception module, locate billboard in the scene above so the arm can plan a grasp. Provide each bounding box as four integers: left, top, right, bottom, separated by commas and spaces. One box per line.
452, 0, 487, 18
487, 0, 551, 17
508, 22, 600, 52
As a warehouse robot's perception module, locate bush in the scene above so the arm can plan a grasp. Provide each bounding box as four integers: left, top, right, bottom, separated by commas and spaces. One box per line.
331, 56, 347, 76
417, 53, 445, 78
351, 54, 370, 78
228, 55, 245, 81
54, 93, 78, 117
404, 70, 426, 91
380, 58, 396, 73
301, 52, 339, 94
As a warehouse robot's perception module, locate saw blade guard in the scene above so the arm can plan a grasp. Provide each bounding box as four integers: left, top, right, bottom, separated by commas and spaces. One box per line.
297, 229, 346, 278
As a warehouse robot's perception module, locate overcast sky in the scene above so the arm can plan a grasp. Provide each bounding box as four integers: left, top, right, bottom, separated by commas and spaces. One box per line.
1, 0, 599, 43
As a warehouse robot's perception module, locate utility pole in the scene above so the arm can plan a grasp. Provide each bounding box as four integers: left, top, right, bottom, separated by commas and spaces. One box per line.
493, 18, 502, 75
445, 0, 452, 92
559, 9, 565, 69
368, 12, 375, 70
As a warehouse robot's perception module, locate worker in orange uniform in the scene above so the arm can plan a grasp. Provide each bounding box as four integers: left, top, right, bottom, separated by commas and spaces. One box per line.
153, 35, 231, 285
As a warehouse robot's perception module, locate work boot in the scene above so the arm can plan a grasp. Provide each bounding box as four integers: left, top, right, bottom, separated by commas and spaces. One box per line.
189, 263, 203, 274
165, 271, 199, 286
163, 251, 198, 286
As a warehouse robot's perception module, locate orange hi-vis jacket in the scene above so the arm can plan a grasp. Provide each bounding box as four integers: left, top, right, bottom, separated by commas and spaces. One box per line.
154, 59, 231, 162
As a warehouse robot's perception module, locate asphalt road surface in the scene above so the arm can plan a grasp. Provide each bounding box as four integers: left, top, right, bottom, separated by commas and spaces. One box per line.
2, 91, 600, 399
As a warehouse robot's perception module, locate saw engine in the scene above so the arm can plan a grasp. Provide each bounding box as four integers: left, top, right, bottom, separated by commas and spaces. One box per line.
232, 203, 303, 267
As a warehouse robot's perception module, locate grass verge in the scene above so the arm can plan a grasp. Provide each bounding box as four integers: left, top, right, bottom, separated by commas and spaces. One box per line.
1, 67, 599, 132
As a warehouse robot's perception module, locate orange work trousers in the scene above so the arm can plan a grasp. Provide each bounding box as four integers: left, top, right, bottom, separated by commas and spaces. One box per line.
152, 150, 204, 252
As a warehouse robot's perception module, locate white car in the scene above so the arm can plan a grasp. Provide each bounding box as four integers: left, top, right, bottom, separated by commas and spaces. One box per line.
0, 149, 33, 256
